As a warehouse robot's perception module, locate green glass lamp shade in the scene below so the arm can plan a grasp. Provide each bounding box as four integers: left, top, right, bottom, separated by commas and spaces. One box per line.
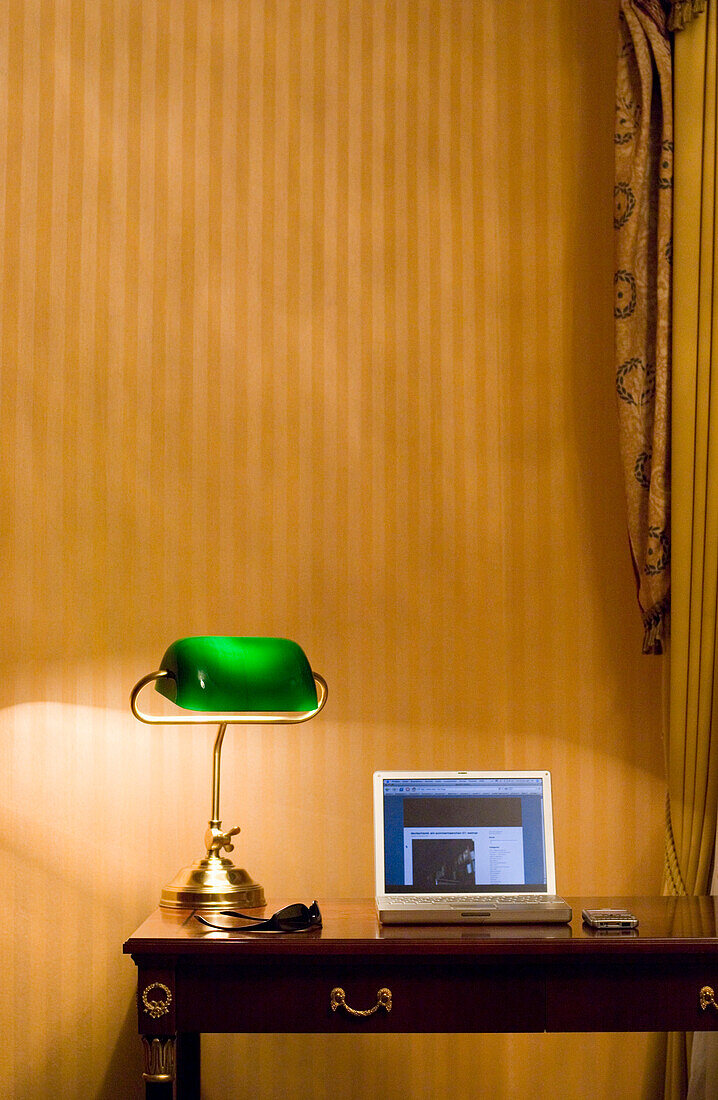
155, 636, 319, 713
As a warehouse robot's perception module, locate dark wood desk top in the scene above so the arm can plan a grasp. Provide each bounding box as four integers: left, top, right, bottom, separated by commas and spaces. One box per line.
125, 897, 718, 1045
124, 896, 718, 960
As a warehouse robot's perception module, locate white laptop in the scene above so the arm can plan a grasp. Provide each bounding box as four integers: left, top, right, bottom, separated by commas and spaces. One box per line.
374, 770, 572, 924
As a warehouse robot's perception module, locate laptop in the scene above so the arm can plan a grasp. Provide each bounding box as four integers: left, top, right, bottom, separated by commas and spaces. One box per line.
374, 770, 572, 924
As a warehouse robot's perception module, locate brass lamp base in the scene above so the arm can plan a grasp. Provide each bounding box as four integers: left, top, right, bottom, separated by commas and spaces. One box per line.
160, 855, 266, 911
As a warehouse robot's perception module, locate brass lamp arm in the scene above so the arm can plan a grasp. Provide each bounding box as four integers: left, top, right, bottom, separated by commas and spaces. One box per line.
130, 669, 328, 725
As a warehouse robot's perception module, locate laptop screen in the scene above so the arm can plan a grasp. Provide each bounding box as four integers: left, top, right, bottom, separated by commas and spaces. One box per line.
375, 773, 553, 895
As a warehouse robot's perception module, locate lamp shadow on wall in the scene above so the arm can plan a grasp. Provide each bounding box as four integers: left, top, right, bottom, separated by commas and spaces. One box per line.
97, 1001, 144, 1100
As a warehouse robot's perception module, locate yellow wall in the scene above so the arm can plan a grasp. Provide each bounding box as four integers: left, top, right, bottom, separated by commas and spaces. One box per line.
0, 1, 667, 1097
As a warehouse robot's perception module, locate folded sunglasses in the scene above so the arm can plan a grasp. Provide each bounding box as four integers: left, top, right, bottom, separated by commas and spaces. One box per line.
194, 900, 322, 933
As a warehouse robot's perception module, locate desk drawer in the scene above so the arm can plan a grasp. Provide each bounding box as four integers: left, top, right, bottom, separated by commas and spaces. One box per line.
546, 957, 718, 1032
177, 960, 546, 1033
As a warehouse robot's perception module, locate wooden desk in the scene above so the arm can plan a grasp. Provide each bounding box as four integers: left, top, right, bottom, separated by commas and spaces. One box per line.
124, 897, 718, 1099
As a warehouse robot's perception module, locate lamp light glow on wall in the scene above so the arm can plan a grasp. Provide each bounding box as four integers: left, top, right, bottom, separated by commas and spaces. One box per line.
130, 636, 328, 910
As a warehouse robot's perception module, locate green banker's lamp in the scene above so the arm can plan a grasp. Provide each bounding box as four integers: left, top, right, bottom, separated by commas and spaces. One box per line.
130, 636, 328, 910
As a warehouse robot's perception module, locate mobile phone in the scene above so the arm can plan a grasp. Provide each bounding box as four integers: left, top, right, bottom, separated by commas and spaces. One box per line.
582, 908, 639, 929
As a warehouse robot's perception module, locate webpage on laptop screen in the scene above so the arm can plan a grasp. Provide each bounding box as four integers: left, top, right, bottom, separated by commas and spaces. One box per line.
383, 777, 547, 893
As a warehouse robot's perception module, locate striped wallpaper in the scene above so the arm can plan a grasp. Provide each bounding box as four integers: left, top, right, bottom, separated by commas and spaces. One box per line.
1, 1, 667, 1096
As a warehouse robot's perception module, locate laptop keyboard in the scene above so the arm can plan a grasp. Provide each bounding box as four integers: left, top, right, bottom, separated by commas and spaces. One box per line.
393, 894, 550, 906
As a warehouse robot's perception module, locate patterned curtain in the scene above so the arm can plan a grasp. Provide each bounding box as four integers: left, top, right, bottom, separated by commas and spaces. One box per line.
614, 0, 673, 654
617, 1, 715, 1095
668, 0, 706, 30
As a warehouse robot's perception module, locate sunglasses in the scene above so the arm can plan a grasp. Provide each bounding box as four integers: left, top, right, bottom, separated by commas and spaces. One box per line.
194, 900, 322, 934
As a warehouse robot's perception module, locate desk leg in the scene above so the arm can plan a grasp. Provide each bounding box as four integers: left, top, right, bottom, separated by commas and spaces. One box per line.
144, 1080, 172, 1100
176, 1032, 201, 1100
141, 1033, 200, 1099
142, 1036, 175, 1099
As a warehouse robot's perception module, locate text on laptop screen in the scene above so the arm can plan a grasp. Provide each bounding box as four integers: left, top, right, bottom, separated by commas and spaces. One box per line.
382, 776, 548, 893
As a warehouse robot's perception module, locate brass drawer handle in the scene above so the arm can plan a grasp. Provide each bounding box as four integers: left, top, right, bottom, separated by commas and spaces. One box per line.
700, 986, 718, 1011
330, 986, 392, 1017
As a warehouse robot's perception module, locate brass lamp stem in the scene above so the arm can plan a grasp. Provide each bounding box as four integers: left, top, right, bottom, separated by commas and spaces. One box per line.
205, 722, 241, 859
210, 722, 228, 827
